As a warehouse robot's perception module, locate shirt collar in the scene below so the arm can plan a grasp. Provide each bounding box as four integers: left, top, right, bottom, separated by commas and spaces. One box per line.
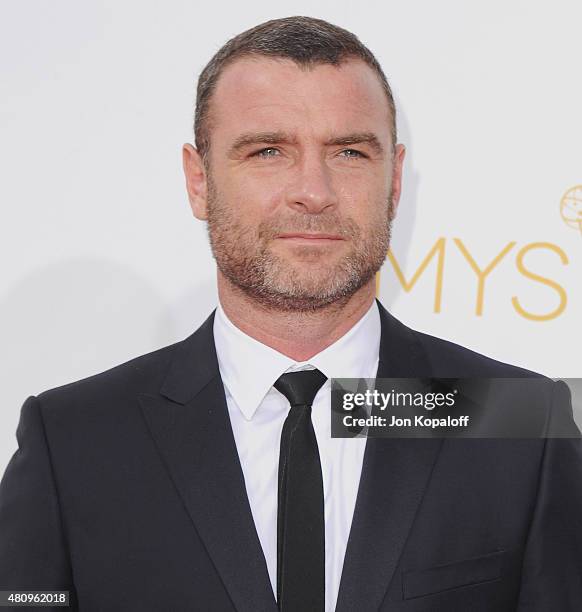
213, 299, 381, 421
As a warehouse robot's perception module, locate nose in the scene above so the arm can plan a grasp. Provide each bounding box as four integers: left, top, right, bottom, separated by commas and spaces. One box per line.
284, 155, 338, 214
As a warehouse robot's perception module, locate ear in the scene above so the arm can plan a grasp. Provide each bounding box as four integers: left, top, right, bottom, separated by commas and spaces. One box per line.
182, 143, 209, 220
389, 144, 406, 215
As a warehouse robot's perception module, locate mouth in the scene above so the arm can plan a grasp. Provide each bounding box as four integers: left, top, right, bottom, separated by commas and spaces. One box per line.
275, 233, 345, 243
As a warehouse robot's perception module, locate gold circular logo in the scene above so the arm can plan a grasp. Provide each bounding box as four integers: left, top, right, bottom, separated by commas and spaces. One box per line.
560, 185, 582, 234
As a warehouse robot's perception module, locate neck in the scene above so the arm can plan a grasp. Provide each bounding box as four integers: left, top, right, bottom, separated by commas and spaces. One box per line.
216, 272, 376, 361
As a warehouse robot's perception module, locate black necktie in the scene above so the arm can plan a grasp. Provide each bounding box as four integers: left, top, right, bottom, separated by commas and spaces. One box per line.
274, 368, 327, 612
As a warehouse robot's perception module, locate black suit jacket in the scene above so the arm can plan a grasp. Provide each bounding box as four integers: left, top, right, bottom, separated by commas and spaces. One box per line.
1, 300, 581, 611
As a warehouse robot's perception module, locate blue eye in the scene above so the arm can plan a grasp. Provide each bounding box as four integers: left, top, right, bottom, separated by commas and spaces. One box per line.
255, 147, 281, 158
340, 149, 365, 159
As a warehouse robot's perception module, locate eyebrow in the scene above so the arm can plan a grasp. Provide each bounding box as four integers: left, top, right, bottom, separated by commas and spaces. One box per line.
228, 130, 385, 156
324, 132, 385, 155
228, 131, 297, 156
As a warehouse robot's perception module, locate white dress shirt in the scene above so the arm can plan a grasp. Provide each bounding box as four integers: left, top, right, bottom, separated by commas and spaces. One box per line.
213, 299, 380, 612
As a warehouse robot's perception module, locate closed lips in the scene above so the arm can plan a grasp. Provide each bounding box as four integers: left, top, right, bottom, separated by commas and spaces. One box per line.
276, 234, 344, 239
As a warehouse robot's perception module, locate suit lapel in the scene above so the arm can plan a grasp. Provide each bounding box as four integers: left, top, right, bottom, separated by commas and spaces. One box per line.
138, 311, 278, 612
335, 301, 445, 612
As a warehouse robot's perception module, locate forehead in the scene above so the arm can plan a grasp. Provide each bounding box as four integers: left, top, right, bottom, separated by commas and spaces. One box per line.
208, 56, 392, 146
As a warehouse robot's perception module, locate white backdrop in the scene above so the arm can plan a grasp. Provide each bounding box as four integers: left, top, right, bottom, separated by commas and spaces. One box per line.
1, 0, 581, 472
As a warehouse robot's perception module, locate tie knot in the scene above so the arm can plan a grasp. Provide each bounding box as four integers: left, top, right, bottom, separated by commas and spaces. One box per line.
274, 368, 328, 408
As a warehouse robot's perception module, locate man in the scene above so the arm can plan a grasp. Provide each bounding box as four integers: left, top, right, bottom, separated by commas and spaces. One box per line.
1, 16, 581, 612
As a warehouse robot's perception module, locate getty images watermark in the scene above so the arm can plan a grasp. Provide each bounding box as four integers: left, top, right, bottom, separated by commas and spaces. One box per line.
330, 378, 582, 438
341, 385, 467, 428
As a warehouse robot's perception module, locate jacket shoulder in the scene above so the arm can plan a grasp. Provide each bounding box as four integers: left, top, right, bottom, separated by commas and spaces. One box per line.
376, 300, 546, 379
411, 327, 545, 379
36, 338, 184, 409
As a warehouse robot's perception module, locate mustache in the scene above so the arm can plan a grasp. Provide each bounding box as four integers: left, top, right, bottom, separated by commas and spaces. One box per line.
258, 213, 361, 240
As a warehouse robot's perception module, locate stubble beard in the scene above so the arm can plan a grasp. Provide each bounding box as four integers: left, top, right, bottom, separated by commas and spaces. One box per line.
205, 174, 394, 313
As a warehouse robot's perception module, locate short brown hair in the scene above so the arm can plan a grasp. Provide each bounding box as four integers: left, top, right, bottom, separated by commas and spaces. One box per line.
194, 16, 397, 160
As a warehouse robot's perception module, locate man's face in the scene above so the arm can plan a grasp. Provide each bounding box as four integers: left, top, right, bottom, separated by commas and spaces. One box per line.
185, 56, 405, 312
